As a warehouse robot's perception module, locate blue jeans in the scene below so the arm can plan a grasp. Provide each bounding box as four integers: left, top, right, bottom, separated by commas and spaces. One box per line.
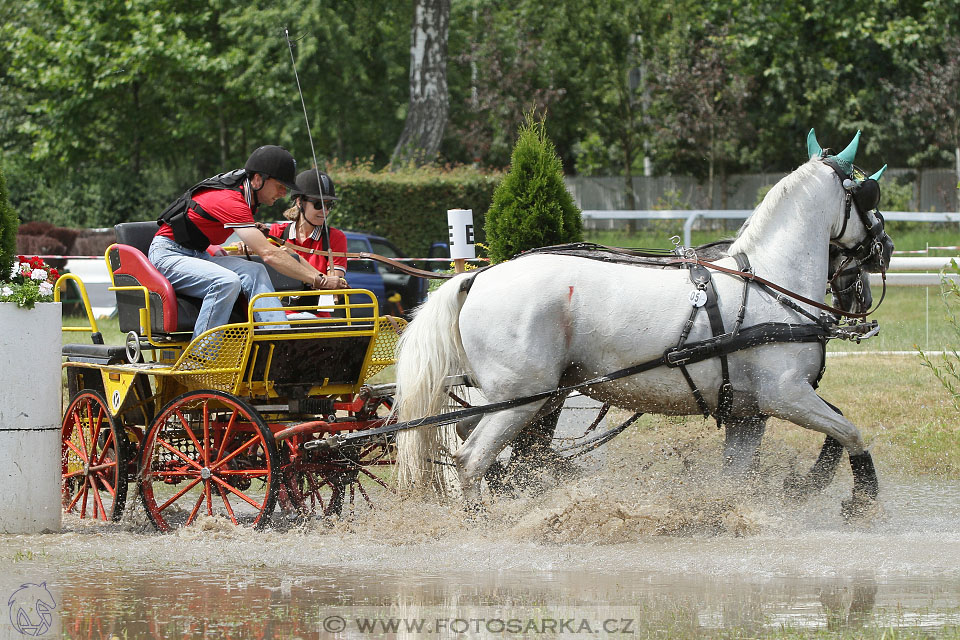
148, 236, 288, 340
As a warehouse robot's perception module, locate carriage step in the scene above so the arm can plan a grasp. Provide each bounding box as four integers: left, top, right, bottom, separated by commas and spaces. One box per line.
62, 343, 128, 365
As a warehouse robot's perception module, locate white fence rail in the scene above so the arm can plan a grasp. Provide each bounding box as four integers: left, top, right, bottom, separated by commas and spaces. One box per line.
581, 210, 960, 247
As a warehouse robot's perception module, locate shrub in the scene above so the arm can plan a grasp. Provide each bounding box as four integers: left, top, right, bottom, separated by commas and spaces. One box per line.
919, 259, 960, 409
484, 114, 582, 264
0, 166, 19, 278
17, 221, 55, 237
72, 231, 116, 257
16, 235, 66, 257
329, 161, 500, 257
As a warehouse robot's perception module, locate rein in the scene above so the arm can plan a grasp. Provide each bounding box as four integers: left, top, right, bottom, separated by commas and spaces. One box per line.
527, 243, 883, 320
678, 256, 885, 320
259, 232, 453, 280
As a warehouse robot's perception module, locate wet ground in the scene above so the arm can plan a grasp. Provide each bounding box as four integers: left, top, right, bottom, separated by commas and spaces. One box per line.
2, 430, 959, 638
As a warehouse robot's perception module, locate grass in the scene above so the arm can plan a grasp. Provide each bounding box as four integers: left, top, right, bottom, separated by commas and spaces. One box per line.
607, 353, 960, 480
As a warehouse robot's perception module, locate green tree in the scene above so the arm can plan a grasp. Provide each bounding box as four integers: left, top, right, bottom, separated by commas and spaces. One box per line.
484, 115, 581, 263
650, 23, 751, 207
0, 164, 17, 280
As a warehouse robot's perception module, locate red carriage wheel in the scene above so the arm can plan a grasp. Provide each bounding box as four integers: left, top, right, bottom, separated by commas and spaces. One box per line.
138, 390, 279, 532
61, 390, 129, 522
279, 397, 396, 518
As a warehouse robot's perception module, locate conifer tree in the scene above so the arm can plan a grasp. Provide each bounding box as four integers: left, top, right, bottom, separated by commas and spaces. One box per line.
484, 114, 582, 263
0, 166, 18, 279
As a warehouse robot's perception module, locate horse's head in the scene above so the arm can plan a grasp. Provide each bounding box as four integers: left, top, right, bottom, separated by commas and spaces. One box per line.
807, 129, 894, 277
828, 244, 872, 315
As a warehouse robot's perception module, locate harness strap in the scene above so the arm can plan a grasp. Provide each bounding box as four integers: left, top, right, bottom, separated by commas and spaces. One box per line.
313, 320, 830, 450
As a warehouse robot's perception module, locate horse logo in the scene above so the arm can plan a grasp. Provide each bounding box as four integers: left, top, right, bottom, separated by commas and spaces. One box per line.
7, 582, 57, 636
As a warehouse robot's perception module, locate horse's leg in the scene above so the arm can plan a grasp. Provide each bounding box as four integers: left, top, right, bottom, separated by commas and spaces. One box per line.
783, 400, 857, 500
453, 401, 551, 505
784, 435, 846, 500
762, 385, 878, 513
842, 450, 880, 519
722, 416, 766, 477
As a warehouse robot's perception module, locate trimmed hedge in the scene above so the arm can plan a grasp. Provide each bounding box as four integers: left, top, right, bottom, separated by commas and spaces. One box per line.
0, 165, 18, 280
327, 162, 502, 257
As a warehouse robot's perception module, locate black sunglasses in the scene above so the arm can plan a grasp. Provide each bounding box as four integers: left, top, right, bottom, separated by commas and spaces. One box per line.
304, 197, 336, 209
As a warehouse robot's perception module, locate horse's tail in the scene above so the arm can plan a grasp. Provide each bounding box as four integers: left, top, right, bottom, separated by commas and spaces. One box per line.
394, 273, 474, 494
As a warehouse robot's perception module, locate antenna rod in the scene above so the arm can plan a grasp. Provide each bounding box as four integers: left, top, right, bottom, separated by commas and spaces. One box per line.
284, 28, 335, 273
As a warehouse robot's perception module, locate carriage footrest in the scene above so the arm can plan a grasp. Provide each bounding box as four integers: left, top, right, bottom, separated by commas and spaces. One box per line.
62, 343, 128, 365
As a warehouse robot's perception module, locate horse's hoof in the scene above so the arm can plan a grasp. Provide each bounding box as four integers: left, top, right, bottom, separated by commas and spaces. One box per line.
841, 493, 882, 522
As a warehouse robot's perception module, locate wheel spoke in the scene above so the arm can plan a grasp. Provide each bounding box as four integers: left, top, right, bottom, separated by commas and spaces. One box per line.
89, 476, 107, 521
211, 474, 265, 510
94, 471, 117, 499
175, 407, 206, 459
155, 436, 203, 470
66, 484, 84, 513
157, 476, 203, 512
64, 438, 88, 463
186, 489, 206, 526
87, 407, 105, 465
90, 431, 115, 467
202, 402, 211, 468
357, 466, 393, 490
74, 399, 90, 456
208, 434, 263, 473
214, 410, 239, 464
216, 483, 239, 525
205, 479, 213, 516
355, 479, 374, 507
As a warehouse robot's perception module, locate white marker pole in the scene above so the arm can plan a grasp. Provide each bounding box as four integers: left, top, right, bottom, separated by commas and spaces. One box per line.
447, 209, 476, 274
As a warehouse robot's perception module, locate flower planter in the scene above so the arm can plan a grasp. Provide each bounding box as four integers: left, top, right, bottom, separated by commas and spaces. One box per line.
0, 302, 62, 533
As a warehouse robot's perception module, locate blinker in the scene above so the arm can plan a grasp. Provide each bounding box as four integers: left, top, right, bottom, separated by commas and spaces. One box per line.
852, 178, 880, 213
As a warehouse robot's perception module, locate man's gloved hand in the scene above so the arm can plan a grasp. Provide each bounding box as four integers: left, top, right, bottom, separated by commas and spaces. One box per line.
312, 273, 348, 290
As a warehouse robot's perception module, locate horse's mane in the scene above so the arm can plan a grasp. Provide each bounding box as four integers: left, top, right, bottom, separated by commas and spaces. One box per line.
729, 160, 830, 256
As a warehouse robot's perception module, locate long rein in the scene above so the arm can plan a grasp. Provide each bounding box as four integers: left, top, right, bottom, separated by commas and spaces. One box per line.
677, 255, 886, 321
268, 231, 885, 321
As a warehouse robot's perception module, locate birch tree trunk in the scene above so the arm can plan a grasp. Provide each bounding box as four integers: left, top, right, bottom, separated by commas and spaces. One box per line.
391, 0, 450, 167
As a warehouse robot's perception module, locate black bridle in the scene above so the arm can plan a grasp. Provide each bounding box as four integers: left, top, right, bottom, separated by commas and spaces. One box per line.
823, 157, 892, 270
821, 157, 893, 316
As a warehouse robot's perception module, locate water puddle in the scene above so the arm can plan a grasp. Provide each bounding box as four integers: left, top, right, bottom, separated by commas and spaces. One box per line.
2, 465, 959, 638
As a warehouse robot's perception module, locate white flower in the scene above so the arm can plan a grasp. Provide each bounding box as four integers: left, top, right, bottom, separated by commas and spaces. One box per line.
1, 286, 12, 296
39, 282, 54, 296
31, 269, 47, 281
10, 263, 23, 279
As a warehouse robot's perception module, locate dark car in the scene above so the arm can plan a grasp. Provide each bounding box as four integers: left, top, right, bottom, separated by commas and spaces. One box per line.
343, 230, 428, 317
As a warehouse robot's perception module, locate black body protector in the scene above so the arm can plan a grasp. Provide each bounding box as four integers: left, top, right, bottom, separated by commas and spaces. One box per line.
156, 169, 253, 251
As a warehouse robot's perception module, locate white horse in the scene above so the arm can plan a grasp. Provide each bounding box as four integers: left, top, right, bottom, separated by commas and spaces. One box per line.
395, 134, 889, 515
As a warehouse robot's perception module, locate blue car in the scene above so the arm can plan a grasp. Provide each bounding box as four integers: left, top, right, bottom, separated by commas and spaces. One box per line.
342, 230, 428, 317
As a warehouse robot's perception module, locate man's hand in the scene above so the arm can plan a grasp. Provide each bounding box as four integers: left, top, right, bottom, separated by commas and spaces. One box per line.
312, 273, 348, 290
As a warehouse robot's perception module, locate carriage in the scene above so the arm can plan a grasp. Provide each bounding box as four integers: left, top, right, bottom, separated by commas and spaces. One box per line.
58, 130, 893, 528
60, 221, 405, 531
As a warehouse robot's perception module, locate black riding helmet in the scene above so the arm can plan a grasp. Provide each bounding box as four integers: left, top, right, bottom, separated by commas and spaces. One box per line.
292, 169, 338, 202
244, 145, 298, 190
